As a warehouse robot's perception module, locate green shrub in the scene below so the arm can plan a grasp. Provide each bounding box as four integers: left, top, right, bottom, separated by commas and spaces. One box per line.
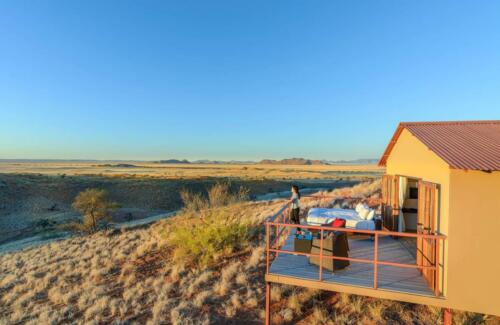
167, 182, 253, 266
170, 206, 252, 266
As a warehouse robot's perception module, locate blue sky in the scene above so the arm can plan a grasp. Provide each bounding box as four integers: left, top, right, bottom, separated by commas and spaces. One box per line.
1, 1, 499, 161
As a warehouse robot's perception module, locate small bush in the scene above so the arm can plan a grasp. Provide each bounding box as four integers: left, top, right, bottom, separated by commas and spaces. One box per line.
168, 182, 253, 266
180, 190, 207, 212
207, 182, 249, 207
170, 207, 252, 266
180, 181, 249, 212
70, 189, 118, 234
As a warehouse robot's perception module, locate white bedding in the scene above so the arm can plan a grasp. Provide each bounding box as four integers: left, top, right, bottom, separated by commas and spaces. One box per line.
306, 208, 376, 231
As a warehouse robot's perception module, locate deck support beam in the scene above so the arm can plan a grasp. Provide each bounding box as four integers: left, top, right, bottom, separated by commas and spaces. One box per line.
265, 282, 271, 325
443, 308, 452, 325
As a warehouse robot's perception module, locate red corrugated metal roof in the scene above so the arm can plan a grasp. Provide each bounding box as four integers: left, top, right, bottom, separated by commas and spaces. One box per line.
379, 120, 500, 171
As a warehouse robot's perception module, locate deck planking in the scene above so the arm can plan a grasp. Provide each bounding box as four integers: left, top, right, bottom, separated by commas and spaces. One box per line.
269, 232, 434, 296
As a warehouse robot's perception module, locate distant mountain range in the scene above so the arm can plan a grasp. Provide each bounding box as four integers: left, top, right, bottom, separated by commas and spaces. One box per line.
154, 159, 255, 164
155, 159, 191, 164
327, 158, 379, 165
258, 158, 379, 165
1, 158, 379, 165
192, 159, 255, 164
155, 158, 329, 165
259, 158, 324, 165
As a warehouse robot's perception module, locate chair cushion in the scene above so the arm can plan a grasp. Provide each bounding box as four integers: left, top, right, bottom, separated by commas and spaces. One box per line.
365, 209, 375, 221
358, 206, 370, 219
332, 218, 346, 228
355, 203, 365, 214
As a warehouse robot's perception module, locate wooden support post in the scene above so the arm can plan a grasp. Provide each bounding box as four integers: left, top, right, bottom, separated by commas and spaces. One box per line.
373, 233, 378, 289
282, 211, 286, 237
265, 282, 271, 325
434, 238, 440, 296
443, 308, 452, 325
266, 223, 270, 274
275, 223, 279, 257
319, 229, 324, 281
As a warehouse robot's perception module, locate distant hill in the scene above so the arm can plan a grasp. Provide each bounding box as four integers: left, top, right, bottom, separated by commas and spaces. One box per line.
155, 159, 191, 164
327, 159, 379, 165
192, 159, 255, 164
259, 158, 326, 165
2, 158, 378, 166
95, 163, 139, 168
258, 158, 379, 165
154, 159, 256, 164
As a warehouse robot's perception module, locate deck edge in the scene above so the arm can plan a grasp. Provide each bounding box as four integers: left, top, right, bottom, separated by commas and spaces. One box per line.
265, 273, 448, 308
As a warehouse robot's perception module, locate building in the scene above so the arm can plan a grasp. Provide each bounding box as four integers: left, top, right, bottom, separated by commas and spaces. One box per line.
378, 120, 500, 317
264, 120, 500, 324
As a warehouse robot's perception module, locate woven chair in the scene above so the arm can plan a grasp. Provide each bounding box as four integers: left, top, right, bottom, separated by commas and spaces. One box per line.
309, 231, 350, 272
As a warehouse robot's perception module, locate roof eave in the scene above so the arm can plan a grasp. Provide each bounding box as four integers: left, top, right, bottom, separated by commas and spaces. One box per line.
378, 124, 405, 167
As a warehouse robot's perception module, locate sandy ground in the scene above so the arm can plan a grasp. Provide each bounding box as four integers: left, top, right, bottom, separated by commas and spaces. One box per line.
0, 161, 383, 180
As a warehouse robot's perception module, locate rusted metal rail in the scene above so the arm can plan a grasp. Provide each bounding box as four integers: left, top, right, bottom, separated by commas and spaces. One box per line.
264, 196, 447, 325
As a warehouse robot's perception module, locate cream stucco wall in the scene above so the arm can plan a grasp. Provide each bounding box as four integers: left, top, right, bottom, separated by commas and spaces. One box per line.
385, 128, 500, 317
447, 169, 500, 316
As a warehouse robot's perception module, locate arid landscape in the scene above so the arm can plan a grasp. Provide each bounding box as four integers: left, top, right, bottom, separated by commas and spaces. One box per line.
3, 2, 500, 323
0, 161, 381, 246
0, 166, 498, 324
0, 161, 383, 180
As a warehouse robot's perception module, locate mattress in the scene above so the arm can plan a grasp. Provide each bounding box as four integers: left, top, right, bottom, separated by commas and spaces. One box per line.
306, 208, 376, 231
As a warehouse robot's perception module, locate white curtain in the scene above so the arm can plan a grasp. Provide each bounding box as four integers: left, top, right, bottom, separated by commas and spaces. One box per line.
398, 176, 407, 232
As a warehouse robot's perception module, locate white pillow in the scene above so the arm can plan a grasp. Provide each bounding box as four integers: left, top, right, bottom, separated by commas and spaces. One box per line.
365, 209, 375, 221
355, 203, 364, 214
358, 206, 370, 219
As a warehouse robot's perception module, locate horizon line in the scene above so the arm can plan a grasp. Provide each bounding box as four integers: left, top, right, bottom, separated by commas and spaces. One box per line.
0, 157, 379, 163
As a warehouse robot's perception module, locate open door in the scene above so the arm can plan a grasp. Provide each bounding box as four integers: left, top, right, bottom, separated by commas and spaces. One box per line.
417, 181, 438, 288
381, 175, 399, 231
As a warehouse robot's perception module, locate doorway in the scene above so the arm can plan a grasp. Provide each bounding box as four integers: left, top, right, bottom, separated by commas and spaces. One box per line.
417, 181, 439, 289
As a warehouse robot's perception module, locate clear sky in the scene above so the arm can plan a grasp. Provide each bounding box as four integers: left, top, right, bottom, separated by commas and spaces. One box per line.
1, 1, 499, 161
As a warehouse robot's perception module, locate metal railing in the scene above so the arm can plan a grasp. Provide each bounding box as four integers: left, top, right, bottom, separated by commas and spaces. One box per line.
265, 196, 447, 297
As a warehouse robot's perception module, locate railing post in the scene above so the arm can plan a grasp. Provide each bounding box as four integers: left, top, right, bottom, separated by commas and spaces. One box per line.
283, 209, 289, 236
435, 237, 440, 296
265, 282, 271, 325
284, 204, 290, 236
374, 232, 378, 289
266, 223, 270, 274
443, 308, 453, 325
319, 229, 324, 281
275, 222, 279, 256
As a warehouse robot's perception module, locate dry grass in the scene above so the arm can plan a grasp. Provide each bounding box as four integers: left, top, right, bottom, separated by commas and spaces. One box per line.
287, 290, 302, 316
270, 286, 283, 303
0, 180, 496, 325
0, 196, 286, 324
311, 305, 329, 324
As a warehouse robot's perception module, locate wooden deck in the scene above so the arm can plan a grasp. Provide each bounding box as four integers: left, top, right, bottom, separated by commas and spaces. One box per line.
269, 232, 434, 297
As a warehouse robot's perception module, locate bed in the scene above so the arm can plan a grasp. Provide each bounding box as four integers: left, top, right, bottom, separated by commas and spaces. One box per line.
306, 208, 376, 231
